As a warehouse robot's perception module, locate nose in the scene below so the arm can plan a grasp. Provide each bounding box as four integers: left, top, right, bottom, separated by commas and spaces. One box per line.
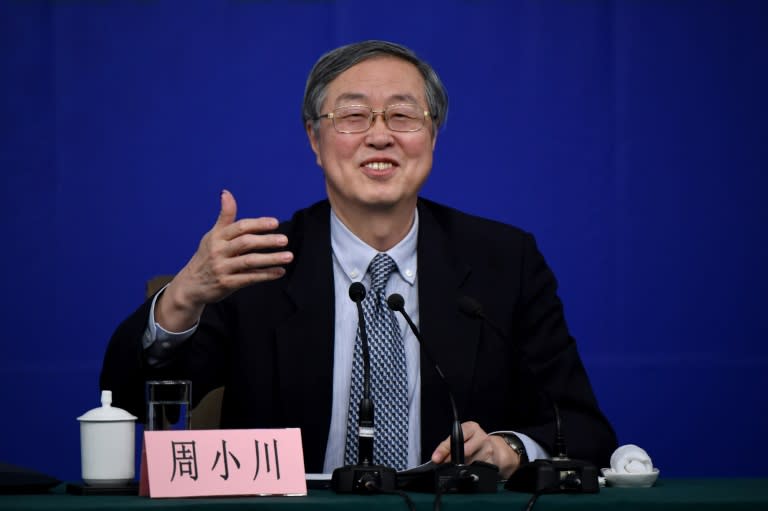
365, 111, 394, 148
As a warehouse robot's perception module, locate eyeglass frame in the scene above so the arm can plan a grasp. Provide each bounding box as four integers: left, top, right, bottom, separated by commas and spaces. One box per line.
313, 103, 434, 134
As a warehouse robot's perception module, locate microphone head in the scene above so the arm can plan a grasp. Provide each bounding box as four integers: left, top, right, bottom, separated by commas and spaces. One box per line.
457, 295, 483, 317
386, 293, 405, 312
349, 282, 366, 303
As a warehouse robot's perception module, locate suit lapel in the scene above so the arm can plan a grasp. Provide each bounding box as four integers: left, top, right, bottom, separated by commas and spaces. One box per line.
273, 202, 335, 471
416, 201, 480, 459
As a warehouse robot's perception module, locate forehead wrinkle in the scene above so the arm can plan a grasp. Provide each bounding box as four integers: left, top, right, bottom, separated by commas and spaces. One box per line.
387, 93, 422, 106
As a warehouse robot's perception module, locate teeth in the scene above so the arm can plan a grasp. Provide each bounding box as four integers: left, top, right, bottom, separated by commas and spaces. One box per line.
364, 162, 393, 170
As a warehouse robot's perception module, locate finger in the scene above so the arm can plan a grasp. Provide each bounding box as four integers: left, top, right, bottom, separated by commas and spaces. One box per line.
432, 422, 483, 464
222, 265, 289, 285
201, 266, 288, 298
431, 437, 452, 464
462, 434, 487, 460
459, 422, 488, 460
227, 233, 289, 258
232, 250, 294, 273
205, 250, 292, 279
219, 217, 281, 243
461, 421, 481, 438
214, 189, 238, 229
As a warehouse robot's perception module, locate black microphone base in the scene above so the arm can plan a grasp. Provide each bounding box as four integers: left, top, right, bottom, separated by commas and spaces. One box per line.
398, 461, 498, 493
504, 458, 599, 494
436, 462, 499, 493
331, 464, 397, 494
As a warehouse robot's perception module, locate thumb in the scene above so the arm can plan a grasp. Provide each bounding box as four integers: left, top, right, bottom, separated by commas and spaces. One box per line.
214, 189, 237, 228
431, 440, 451, 463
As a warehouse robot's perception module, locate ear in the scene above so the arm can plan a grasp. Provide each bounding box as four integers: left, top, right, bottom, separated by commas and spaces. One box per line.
306, 121, 323, 167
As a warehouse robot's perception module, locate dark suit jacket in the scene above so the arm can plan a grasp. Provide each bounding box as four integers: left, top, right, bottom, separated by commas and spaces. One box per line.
101, 198, 617, 472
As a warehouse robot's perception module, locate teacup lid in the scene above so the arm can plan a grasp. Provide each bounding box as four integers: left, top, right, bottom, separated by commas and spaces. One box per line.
77, 390, 137, 422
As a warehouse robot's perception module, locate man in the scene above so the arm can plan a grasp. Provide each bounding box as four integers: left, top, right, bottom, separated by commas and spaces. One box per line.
101, 40, 616, 479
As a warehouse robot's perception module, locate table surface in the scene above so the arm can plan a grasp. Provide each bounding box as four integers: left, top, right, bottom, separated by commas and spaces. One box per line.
2, 478, 767, 511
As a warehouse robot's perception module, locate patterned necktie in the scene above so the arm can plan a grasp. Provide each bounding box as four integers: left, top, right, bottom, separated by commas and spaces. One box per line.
344, 253, 409, 470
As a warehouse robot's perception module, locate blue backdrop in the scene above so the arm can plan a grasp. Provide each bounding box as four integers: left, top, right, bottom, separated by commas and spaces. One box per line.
1, 0, 766, 481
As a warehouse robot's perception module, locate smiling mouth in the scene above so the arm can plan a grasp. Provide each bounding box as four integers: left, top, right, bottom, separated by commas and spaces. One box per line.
363, 161, 395, 170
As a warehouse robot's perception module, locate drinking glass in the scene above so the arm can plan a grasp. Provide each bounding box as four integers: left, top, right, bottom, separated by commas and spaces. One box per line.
145, 380, 191, 431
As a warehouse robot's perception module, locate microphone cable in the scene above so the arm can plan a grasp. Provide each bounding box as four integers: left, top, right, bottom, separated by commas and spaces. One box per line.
359, 477, 415, 511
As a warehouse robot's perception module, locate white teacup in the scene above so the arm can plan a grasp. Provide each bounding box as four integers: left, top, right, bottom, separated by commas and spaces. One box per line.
77, 390, 137, 486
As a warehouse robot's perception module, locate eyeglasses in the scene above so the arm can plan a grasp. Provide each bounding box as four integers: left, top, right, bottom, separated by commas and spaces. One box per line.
315, 104, 431, 133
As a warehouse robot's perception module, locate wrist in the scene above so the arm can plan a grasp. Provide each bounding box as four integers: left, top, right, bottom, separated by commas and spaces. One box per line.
156, 281, 204, 331
495, 433, 529, 466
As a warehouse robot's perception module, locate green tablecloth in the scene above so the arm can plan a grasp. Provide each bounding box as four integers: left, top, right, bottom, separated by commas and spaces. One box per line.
2, 479, 767, 510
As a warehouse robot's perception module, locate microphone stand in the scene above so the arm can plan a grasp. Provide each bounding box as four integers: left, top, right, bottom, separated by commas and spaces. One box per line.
331, 283, 396, 494
457, 296, 599, 494
504, 404, 599, 494
387, 294, 497, 494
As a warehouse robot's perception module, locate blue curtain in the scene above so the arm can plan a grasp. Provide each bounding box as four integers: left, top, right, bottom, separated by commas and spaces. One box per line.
1, 0, 765, 480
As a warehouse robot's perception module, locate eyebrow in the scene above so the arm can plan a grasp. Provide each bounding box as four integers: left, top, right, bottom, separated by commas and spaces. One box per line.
333, 92, 422, 106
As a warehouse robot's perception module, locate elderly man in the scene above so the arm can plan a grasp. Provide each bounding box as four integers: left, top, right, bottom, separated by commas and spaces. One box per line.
101, 40, 616, 479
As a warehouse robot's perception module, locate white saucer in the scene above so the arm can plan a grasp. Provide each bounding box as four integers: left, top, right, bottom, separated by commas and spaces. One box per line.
601, 468, 659, 488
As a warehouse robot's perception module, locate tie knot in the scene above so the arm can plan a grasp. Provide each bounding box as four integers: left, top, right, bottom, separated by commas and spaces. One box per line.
368, 253, 397, 294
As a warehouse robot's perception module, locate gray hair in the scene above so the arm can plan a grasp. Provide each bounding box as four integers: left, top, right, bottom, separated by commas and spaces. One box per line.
302, 40, 448, 135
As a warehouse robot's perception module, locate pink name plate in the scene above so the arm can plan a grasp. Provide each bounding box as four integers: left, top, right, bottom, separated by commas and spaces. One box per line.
139, 428, 306, 498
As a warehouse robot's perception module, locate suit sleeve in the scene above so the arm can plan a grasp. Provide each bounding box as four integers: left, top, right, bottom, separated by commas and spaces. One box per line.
512, 232, 617, 467
100, 297, 231, 423
99, 299, 158, 422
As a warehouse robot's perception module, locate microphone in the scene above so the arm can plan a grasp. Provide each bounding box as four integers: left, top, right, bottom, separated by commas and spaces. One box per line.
349, 282, 374, 465
386, 294, 464, 465
457, 295, 599, 494
331, 283, 396, 494
387, 293, 497, 493
457, 295, 504, 336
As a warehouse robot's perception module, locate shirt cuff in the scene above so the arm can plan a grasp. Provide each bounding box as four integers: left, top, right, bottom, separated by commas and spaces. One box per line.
142, 284, 198, 355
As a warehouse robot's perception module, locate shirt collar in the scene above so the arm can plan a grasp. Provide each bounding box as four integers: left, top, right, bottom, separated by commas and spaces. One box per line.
330, 208, 418, 286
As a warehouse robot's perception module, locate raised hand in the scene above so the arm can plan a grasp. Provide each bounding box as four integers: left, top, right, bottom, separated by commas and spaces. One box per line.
155, 190, 293, 331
